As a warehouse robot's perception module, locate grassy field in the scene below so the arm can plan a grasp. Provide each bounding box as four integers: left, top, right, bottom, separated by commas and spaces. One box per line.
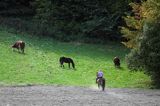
0, 30, 151, 88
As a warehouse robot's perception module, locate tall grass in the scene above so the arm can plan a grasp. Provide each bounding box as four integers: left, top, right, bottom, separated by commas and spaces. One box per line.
0, 30, 151, 88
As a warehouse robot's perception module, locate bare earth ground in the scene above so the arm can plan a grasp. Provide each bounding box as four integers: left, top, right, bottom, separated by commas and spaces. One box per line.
0, 85, 160, 106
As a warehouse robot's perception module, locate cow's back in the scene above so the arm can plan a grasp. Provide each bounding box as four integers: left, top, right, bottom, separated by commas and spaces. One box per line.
12, 40, 25, 53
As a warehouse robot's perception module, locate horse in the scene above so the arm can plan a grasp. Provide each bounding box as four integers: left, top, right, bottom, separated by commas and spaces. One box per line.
97, 77, 105, 91
113, 56, 120, 68
59, 56, 75, 69
12, 40, 25, 53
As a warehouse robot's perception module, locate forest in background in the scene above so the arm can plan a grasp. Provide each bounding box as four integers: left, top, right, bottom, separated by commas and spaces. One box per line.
0, 0, 134, 43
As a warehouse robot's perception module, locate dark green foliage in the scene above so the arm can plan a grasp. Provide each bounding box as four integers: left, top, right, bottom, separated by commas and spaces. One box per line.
126, 22, 160, 87
138, 22, 160, 88
0, 0, 35, 16
126, 49, 144, 71
124, 0, 160, 88
34, 0, 132, 42
0, 17, 83, 42
0, 17, 55, 38
0, 0, 132, 43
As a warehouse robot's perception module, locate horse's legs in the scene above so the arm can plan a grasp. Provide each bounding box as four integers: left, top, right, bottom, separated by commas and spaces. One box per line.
68, 63, 70, 68
97, 78, 105, 91
97, 78, 100, 89
60, 62, 64, 68
98, 83, 100, 89
62, 62, 64, 68
102, 78, 105, 91
61, 64, 64, 68
60, 62, 62, 67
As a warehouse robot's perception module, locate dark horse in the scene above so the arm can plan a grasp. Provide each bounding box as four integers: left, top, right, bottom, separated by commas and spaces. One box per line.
59, 56, 75, 69
97, 77, 105, 91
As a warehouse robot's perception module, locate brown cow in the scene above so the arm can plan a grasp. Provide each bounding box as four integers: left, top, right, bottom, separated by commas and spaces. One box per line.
113, 56, 120, 68
12, 40, 25, 53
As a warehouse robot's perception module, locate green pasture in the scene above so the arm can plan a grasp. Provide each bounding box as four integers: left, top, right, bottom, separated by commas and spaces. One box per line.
0, 31, 151, 88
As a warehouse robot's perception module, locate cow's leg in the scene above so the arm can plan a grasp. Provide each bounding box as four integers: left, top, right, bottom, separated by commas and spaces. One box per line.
18, 48, 20, 53
22, 49, 24, 54
12, 48, 15, 52
18, 45, 21, 53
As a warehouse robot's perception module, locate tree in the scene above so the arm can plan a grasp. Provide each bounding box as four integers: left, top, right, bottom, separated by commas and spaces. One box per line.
34, 0, 132, 42
139, 22, 160, 88
0, 0, 35, 16
123, 0, 160, 88
139, 0, 160, 87
121, 2, 144, 48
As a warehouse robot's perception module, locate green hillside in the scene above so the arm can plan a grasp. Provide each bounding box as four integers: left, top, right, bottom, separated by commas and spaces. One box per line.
0, 31, 151, 88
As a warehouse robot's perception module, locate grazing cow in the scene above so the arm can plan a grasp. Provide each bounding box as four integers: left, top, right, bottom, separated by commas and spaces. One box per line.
12, 40, 25, 53
113, 56, 120, 68
59, 56, 75, 69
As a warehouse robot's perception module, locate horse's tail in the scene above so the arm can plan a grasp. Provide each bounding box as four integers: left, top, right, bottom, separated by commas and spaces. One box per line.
70, 59, 75, 69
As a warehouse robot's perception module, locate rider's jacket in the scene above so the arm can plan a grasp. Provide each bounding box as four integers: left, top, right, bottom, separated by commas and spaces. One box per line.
97, 71, 103, 77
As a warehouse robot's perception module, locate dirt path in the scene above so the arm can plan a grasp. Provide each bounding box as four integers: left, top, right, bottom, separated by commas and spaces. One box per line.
0, 85, 160, 106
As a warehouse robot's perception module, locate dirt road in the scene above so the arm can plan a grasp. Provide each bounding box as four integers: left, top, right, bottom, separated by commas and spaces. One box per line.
0, 85, 160, 106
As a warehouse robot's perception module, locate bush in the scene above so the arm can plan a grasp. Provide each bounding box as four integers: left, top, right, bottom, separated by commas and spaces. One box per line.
139, 22, 160, 88
125, 22, 160, 88
126, 49, 144, 71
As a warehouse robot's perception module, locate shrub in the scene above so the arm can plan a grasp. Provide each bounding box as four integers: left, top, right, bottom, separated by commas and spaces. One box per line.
126, 49, 144, 71
139, 22, 160, 88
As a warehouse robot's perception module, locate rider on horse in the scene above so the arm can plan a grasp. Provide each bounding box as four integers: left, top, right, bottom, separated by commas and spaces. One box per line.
96, 70, 103, 83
